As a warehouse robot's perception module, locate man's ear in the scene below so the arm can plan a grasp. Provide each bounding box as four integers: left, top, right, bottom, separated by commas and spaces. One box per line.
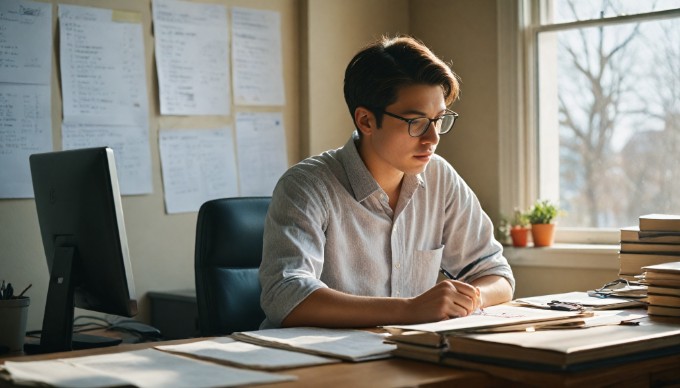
354, 107, 375, 136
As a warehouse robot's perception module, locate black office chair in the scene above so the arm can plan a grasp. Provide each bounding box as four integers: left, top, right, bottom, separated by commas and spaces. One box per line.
194, 197, 271, 336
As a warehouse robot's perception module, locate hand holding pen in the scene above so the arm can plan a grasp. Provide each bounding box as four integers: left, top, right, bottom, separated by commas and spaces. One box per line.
439, 267, 484, 313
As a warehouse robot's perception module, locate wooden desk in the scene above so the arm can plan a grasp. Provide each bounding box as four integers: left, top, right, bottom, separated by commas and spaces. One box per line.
0, 338, 499, 388
444, 353, 680, 387
2, 335, 679, 387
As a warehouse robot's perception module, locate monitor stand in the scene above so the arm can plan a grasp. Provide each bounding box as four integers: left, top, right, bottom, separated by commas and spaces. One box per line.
24, 333, 122, 354
24, 246, 122, 355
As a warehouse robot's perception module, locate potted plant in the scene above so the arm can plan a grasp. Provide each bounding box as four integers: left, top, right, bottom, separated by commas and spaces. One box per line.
509, 208, 531, 247
527, 199, 560, 247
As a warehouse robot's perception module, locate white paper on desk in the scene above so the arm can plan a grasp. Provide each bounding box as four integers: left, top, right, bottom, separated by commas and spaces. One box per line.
232, 327, 397, 362
64, 348, 295, 388
0, 84, 52, 198
62, 123, 152, 195
385, 305, 584, 334
231, 7, 285, 106
0, 0, 52, 85
3, 359, 130, 388
515, 291, 646, 309
235, 112, 287, 196
159, 127, 239, 214
152, 0, 230, 115
59, 4, 149, 127
157, 336, 339, 370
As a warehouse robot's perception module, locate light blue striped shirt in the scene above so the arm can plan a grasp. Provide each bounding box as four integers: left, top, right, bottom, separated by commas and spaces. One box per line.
259, 132, 514, 328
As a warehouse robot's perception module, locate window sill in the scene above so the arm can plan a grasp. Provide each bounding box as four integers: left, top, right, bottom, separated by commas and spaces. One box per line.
504, 243, 619, 270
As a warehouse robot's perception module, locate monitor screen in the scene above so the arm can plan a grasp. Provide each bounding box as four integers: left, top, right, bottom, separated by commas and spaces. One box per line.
29, 147, 137, 353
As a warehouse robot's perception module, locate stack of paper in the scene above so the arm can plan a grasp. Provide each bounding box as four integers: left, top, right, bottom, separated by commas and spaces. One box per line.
515, 291, 646, 310
2, 348, 295, 387
231, 327, 396, 362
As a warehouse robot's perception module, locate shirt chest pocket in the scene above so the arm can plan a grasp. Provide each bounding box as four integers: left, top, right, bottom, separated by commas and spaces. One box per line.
408, 245, 444, 295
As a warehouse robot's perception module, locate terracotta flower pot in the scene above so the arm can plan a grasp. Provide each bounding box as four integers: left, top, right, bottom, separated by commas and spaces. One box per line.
509, 227, 530, 247
531, 223, 555, 247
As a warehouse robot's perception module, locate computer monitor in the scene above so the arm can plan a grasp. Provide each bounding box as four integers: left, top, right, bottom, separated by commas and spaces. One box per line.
29, 147, 138, 353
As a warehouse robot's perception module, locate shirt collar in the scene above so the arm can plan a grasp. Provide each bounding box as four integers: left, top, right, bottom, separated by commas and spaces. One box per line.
339, 131, 425, 203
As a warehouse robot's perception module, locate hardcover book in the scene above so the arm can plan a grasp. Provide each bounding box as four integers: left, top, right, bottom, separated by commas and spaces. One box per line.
639, 214, 680, 232
619, 254, 680, 276
443, 320, 680, 371
620, 226, 680, 244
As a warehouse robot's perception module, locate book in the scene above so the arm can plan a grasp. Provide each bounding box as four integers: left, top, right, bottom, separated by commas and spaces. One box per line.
618, 253, 680, 276
620, 242, 680, 254
390, 342, 444, 363
443, 320, 680, 371
646, 294, 680, 308
620, 226, 680, 244
641, 278, 680, 287
643, 271, 680, 281
647, 285, 680, 297
385, 305, 589, 360
642, 261, 680, 275
647, 305, 680, 317
640, 214, 680, 232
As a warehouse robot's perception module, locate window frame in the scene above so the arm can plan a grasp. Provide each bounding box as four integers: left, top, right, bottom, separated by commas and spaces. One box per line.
498, 0, 680, 245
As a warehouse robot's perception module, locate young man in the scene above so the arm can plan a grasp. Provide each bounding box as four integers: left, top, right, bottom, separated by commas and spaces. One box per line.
259, 36, 514, 329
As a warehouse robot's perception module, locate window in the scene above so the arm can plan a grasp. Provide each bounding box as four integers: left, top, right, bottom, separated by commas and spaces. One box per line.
499, 0, 680, 244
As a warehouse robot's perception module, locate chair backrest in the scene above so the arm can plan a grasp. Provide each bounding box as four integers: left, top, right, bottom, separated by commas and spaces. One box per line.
194, 197, 271, 336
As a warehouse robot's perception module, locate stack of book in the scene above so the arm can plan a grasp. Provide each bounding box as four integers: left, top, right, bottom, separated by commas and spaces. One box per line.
386, 302, 679, 372
642, 262, 680, 318
618, 214, 680, 281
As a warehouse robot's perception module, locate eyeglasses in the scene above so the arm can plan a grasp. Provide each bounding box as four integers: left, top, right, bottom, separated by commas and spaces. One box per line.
382, 109, 459, 137
587, 278, 647, 299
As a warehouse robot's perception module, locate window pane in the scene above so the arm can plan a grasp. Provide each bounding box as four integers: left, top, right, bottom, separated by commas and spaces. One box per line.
538, 17, 680, 228
543, 0, 680, 24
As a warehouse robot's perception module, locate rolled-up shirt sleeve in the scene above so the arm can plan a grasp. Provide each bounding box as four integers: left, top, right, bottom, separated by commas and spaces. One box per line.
259, 170, 330, 328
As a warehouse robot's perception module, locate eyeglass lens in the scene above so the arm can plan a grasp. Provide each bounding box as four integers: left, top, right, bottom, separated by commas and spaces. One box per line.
409, 114, 456, 137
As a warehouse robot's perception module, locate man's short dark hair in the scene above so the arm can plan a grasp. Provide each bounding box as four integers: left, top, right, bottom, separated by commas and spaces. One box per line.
343, 35, 460, 129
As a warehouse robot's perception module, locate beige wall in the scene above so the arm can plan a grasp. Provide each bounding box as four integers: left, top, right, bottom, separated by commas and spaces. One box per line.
410, 0, 501, 223
302, 0, 409, 156
0, 0, 299, 331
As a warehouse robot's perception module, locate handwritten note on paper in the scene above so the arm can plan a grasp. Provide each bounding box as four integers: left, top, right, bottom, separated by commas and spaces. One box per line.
0, 0, 53, 198
231, 7, 285, 106
235, 112, 288, 196
159, 128, 238, 214
0, 84, 52, 198
62, 124, 152, 195
59, 4, 149, 127
152, 0, 230, 115
0, 0, 52, 85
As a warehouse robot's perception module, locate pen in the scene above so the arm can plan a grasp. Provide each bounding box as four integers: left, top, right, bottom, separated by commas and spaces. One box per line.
4, 283, 13, 300
18, 283, 32, 298
439, 266, 456, 280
